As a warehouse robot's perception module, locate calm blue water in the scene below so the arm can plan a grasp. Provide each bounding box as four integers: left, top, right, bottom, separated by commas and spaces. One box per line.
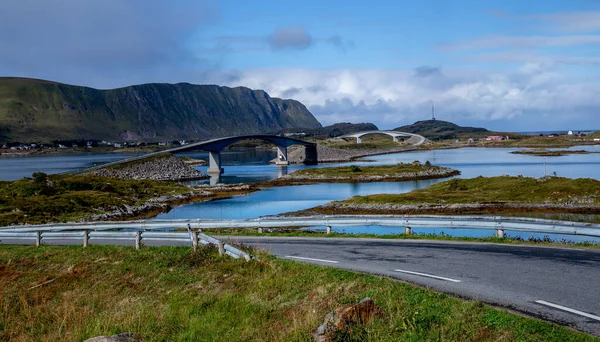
2, 146, 599, 242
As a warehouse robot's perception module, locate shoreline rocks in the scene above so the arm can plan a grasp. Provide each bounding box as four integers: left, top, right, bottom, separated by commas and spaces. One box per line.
87, 154, 208, 181
310, 202, 600, 216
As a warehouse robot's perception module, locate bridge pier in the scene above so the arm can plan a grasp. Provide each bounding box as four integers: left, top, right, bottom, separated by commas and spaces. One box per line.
393, 136, 399, 142
356, 137, 362, 144
304, 145, 318, 165
207, 151, 223, 174
276, 145, 288, 165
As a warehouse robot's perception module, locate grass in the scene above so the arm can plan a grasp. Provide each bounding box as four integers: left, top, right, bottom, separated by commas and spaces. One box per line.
0, 173, 191, 225
284, 162, 458, 181
213, 229, 600, 250
321, 134, 404, 149
1, 245, 597, 341
342, 176, 600, 206
511, 149, 590, 157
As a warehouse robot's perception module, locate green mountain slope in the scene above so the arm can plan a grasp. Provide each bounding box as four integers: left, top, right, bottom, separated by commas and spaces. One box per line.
395, 120, 489, 140
0, 77, 322, 142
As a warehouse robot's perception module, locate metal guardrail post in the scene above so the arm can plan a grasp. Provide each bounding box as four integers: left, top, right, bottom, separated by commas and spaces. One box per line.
191, 231, 198, 251
135, 231, 142, 250
36, 231, 41, 247
83, 230, 89, 248
218, 241, 225, 256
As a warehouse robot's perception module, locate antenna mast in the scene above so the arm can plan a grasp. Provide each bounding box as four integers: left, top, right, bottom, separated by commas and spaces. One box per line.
431, 102, 436, 121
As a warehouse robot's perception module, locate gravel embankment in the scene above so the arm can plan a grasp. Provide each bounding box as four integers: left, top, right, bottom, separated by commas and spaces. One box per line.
88, 154, 208, 181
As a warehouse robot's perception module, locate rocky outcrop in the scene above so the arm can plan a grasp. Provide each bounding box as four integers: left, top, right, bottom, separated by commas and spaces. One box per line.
88, 154, 208, 181
84, 333, 140, 342
313, 298, 381, 342
90, 183, 253, 221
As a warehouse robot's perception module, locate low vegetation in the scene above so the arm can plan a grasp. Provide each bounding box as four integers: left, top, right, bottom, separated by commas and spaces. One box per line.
0, 173, 192, 225
1, 245, 596, 341
511, 149, 591, 157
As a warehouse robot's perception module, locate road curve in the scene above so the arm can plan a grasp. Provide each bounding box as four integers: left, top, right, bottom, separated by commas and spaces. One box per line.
224, 236, 600, 337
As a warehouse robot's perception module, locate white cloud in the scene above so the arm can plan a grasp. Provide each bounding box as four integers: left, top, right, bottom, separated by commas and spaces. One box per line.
204, 66, 600, 130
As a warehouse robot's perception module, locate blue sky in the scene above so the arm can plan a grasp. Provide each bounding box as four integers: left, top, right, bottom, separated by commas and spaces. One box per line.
1, 0, 600, 131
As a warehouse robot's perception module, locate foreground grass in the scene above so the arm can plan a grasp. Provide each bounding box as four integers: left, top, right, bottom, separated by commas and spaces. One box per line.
1, 245, 596, 342
343, 176, 600, 206
0, 174, 191, 225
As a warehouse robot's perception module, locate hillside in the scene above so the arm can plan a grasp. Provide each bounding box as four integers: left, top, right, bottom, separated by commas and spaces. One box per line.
279, 122, 379, 137
395, 120, 489, 140
0, 77, 322, 142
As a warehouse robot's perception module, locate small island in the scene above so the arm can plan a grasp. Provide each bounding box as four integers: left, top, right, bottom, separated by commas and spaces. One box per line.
511, 149, 591, 157
299, 176, 600, 216
272, 162, 460, 184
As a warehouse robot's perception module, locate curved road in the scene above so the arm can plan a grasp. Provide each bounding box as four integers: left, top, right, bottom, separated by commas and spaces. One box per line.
225, 236, 600, 336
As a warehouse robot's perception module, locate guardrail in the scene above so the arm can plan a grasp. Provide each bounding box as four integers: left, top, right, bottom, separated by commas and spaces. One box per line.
0, 229, 253, 261
1, 215, 600, 238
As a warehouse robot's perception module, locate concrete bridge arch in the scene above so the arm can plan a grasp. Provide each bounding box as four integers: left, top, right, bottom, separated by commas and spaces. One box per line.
340, 130, 425, 146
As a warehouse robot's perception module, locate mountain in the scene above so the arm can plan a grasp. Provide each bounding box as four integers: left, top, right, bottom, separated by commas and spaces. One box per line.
0, 77, 322, 142
395, 120, 489, 140
279, 122, 379, 137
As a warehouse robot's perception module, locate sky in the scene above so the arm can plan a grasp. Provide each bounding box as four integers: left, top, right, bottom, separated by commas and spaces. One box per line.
1, 0, 600, 131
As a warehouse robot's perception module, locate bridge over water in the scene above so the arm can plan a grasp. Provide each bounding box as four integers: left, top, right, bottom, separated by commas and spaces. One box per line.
83, 135, 317, 176
340, 130, 426, 146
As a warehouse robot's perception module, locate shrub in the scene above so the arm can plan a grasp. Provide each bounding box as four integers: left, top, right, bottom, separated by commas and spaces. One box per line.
349, 165, 362, 172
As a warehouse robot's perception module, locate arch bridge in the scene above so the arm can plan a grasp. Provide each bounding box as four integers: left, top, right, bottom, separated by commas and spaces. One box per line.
86, 135, 317, 176
340, 130, 425, 146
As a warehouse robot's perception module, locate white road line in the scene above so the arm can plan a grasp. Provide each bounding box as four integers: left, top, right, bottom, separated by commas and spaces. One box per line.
394, 269, 461, 283
535, 300, 600, 322
285, 256, 339, 264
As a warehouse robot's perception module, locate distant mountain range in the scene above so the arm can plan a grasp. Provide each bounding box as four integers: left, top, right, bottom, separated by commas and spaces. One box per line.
0, 77, 322, 142
395, 120, 489, 140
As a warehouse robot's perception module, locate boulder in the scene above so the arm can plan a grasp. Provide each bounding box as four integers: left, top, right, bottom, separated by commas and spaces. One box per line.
84, 333, 140, 342
313, 297, 380, 342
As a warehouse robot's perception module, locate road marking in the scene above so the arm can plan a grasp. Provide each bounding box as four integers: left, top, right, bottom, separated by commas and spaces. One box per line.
285, 256, 339, 264
535, 300, 600, 322
394, 269, 461, 283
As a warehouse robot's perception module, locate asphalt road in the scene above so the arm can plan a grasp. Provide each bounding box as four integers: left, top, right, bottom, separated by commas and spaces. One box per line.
225, 236, 600, 337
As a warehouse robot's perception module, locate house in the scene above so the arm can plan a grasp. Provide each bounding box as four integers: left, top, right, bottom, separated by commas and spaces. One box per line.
486, 136, 503, 141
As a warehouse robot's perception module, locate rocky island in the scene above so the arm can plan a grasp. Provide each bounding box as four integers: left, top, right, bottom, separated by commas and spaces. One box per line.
271, 162, 459, 185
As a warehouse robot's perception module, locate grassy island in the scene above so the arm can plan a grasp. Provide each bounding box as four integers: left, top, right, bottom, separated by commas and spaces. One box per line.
0, 245, 595, 341
273, 162, 460, 184
511, 149, 591, 157
303, 176, 600, 216
0, 174, 255, 226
